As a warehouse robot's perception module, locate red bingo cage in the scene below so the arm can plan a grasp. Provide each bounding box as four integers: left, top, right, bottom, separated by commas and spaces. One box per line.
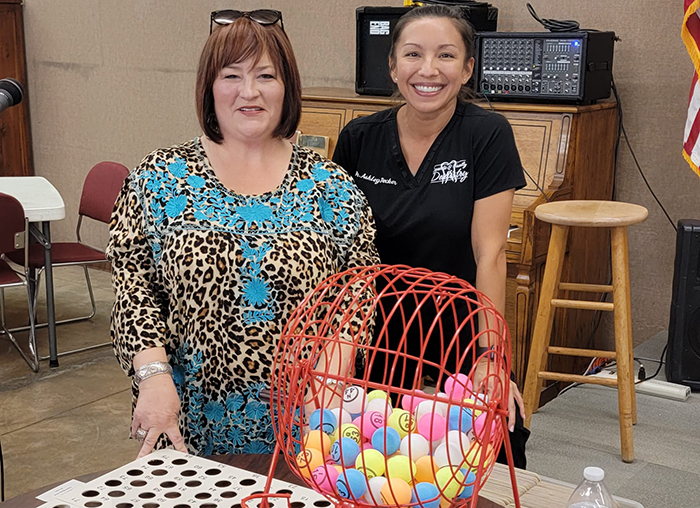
252, 265, 520, 508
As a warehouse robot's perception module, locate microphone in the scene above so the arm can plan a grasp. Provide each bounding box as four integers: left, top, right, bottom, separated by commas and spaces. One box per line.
0, 78, 23, 114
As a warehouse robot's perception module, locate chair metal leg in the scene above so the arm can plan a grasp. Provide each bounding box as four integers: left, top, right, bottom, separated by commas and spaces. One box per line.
0, 265, 110, 360
0, 287, 39, 372
3, 265, 99, 332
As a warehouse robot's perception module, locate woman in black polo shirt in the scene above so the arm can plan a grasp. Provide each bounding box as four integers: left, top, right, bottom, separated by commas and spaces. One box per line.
333, 5, 529, 467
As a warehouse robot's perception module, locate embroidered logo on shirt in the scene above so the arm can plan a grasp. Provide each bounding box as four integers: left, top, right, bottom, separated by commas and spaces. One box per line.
355, 171, 398, 186
431, 159, 469, 184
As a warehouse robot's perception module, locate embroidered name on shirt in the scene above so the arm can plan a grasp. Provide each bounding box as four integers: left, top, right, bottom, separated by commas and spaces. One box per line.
355, 171, 398, 186
431, 159, 469, 184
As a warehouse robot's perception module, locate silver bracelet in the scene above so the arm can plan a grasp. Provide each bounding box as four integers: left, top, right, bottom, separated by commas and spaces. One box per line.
134, 361, 173, 386
315, 375, 344, 389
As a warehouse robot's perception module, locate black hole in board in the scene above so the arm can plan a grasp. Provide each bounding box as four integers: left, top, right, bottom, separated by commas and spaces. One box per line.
115, 504, 134, 508
172, 458, 188, 465
126, 469, 144, 476
205, 468, 222, 476
131, 480, 147, 487
52, 505, 72, 508
108, 491, 126, 498
196, 492, 213, 500
251, 491, 263, 496
185, 480, 202, 487
139, 492, 156, 499
143, 504, 160, 508
82, 491, 100, 498
239, 478, 256, 486
276, 489, 293, 495
165, 492, 182, 499
161, 481, 177, 488
105, 479, 122, 487
291, 502, 305, 508
85, 503, 102, 508
151, 469, 168, 476
313, 502, 331, 507
215, 480, 232, 488
200, 504, 218, 508
231, 504, 242, 508
148, 459, 164, 466
181, 469, 197, 477
173, 505, 191, 508
221, 491, 237, 499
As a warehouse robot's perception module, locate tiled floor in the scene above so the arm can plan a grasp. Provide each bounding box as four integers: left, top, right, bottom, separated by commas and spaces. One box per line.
0, 266, 139, 500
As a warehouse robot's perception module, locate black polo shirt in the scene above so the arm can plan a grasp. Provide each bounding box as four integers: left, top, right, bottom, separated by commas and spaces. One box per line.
332, 101, 526, 284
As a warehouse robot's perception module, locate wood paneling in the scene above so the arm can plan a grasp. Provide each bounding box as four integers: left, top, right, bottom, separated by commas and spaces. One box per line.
0, 0, 32, 177
301, 87, 618, 390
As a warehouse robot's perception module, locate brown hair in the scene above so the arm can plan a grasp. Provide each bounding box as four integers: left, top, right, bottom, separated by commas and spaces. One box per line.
388, 5, 476, 102
195, 18, 302, 142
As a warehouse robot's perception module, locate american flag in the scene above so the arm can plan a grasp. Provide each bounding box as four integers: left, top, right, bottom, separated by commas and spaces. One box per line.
683, 0, 700, 178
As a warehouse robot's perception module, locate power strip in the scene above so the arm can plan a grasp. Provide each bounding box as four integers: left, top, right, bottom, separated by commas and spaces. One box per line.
590, 367, 691, 401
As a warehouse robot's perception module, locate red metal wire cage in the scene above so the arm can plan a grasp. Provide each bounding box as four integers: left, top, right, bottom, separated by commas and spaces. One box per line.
258, 265, 521, 508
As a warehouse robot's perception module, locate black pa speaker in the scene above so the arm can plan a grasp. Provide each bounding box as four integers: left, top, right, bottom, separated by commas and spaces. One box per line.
355, 4, 498, 96
666, 219, 700, 390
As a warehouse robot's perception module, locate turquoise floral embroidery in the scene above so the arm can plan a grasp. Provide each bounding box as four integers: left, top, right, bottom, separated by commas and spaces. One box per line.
296, 179, 315, 192
236, 203, 274, 228
168, 158, 188, 178
203, 401, 226, 422
245, 400, 267, 419
226, 393, 245, 411
240, 241, 275, 324
311, 163, 330, 182
165, 195, 187, 217
187, 174, 205, 189
318, 197, 334, 222
242, 276, 270, 307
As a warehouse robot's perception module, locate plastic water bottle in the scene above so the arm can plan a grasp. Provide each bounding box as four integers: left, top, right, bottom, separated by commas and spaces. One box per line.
567, 467, 615, 508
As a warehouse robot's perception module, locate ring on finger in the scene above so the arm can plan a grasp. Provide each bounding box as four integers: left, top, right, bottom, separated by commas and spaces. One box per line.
135, 427, 148, 442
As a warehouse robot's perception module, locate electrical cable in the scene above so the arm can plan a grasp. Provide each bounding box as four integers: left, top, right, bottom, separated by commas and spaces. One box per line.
611, 79, 677, 232
1, 436, 4, 502
526, 3, 580, 32
636, 345, 667, 384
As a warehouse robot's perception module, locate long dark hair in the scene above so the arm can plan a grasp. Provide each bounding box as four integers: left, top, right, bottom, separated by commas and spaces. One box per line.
389, 5, 476, 102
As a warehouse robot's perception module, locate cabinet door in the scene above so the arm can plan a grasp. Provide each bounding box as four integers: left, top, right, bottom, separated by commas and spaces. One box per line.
298, 108, 347, 158
0, 1, 32, 176
501, 111, 572, 210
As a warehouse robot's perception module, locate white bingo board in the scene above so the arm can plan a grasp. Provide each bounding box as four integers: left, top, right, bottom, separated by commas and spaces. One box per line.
36, 450, 331, 508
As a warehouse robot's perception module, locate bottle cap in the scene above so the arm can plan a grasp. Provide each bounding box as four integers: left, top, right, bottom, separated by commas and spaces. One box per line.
583, 466, 605, 482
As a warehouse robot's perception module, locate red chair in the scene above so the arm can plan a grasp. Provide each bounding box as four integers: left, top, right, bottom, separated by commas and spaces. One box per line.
6, 161, 129, 357
0, 192, 38, 371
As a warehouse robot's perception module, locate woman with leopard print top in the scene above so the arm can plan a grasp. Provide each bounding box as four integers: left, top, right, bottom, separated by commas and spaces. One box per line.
107, 10, 379, 457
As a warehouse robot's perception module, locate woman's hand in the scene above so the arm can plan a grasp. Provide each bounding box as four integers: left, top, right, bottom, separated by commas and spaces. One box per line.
131, 374, 188, 458
472, 358, 525, 433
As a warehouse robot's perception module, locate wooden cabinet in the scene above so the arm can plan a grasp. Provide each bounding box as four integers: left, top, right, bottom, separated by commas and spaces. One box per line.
0, 0, 33, 177
301, 87, 618, 392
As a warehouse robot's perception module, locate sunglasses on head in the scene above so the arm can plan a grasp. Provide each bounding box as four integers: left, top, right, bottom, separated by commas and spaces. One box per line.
210, 9, 284, 34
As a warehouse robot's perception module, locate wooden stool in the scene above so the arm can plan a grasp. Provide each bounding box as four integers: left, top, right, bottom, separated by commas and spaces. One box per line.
522, 200, 648, 463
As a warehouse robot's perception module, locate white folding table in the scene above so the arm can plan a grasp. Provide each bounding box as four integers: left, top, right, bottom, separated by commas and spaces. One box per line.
0, 176, 65, 367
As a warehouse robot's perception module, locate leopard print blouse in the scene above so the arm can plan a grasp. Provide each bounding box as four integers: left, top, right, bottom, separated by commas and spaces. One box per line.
107, 138, 379, 455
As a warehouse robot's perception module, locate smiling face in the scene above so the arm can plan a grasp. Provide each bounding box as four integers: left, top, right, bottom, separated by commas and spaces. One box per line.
211, 53, 285, 142
390, 17, 474, 116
